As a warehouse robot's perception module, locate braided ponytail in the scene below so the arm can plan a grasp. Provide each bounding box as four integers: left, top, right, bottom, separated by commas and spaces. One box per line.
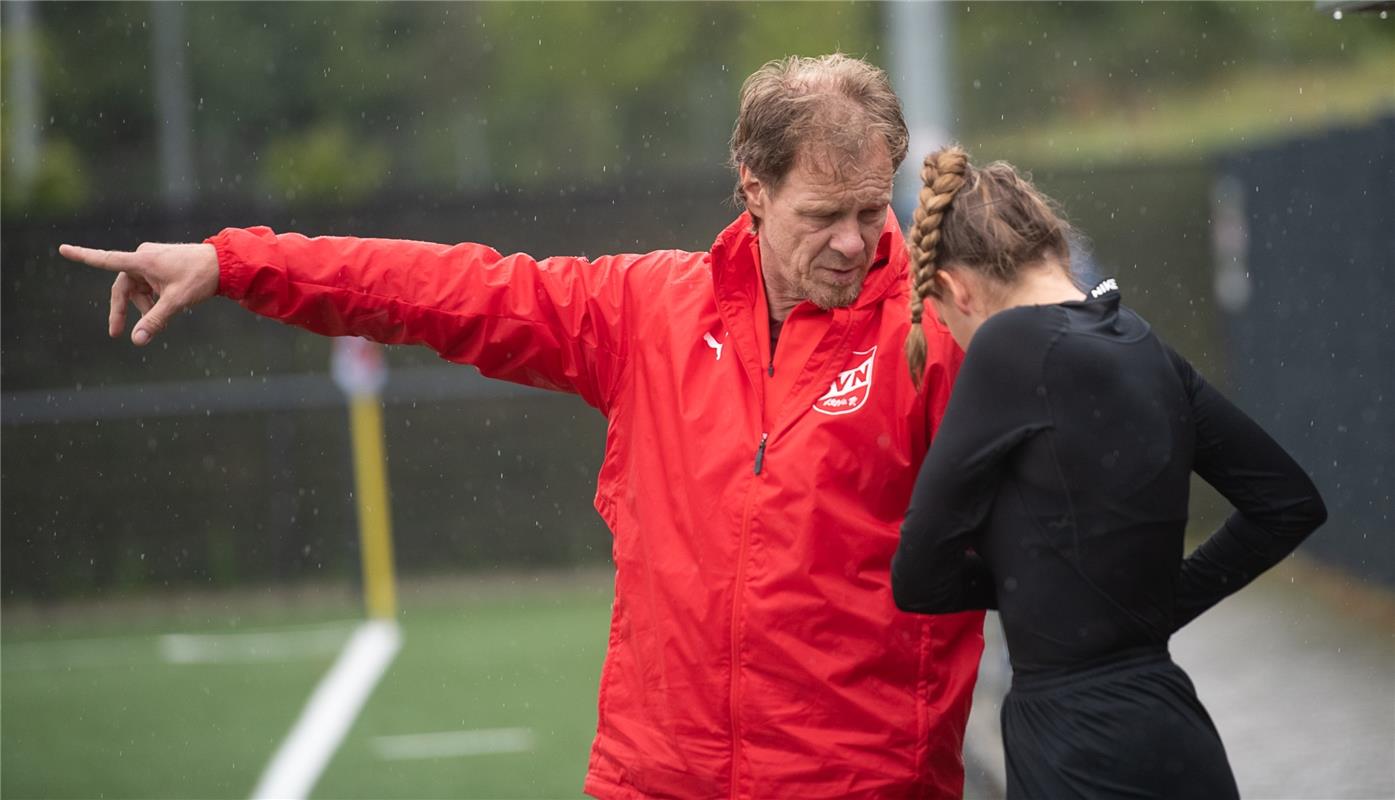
905, 146, 970, 386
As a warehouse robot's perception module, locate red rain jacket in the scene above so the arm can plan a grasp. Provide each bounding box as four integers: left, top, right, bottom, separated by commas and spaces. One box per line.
209, 212, 985, 799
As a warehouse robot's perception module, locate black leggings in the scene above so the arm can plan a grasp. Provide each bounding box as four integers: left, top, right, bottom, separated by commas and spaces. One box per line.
1001, 647, 1239, 800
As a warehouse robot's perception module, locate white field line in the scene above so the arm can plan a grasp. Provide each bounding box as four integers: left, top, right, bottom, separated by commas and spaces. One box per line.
3, 634, 155, 671
160, 624, 354, 664
371, 727, 536, 761
2, 622, 355, 671
250, 619, 402, 800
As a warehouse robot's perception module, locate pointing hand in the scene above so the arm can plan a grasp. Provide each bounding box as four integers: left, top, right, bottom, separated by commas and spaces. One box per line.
58, 242, 219, 346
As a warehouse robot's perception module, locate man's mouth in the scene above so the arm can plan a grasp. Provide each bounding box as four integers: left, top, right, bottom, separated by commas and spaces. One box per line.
817, 264, 862, 284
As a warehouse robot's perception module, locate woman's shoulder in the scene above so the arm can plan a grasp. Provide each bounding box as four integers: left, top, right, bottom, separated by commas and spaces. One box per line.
975, 303, 1069, 348
962, 305, 1065, 380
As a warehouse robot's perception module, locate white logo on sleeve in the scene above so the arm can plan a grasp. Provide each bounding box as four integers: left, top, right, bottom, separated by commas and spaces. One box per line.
813, 346, 876, 416
703, 331, 726, 361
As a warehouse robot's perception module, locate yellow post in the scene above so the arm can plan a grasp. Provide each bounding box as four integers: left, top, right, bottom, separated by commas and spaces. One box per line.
349, 393, 398, 619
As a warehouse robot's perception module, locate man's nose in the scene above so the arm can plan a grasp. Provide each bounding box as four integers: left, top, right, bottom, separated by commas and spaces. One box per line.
829, 218, 864, 262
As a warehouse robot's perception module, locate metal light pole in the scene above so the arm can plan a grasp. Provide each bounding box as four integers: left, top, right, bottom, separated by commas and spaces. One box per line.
151, 1, 196, 213
885, 1, 954, 223
4, 0, 42, 202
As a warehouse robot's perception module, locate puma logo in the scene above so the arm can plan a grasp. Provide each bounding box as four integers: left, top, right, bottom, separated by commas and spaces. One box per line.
703, 331, 725, 361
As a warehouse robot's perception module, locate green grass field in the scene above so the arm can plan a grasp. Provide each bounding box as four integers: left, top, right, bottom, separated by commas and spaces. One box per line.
2, 574, 613, 799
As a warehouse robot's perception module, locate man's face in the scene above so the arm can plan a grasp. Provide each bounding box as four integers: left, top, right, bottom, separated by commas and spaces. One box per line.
744, 143, 894, 314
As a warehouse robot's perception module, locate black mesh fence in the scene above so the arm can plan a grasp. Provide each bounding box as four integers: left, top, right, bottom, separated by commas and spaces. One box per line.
1215, 116, 1395, 587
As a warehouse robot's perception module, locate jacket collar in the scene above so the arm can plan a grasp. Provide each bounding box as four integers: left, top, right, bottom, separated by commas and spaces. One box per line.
709, 210, 909, 314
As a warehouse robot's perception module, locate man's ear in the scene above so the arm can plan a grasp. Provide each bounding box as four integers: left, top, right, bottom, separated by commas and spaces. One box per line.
740, 165, 767, 221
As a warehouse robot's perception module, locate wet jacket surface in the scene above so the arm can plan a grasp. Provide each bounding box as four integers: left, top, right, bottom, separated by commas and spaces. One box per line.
209, 212, 986, 799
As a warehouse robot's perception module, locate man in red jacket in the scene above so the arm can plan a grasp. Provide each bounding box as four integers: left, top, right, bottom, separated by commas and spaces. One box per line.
62, 54, 984, 799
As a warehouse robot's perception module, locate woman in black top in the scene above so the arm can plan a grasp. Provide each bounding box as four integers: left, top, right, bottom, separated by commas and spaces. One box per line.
893, 146, 1327, 799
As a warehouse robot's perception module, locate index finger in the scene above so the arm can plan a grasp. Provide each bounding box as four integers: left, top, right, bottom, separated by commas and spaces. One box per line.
58, 244, 142, 273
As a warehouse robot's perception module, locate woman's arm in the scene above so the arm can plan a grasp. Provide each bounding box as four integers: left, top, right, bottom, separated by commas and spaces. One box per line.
893, 310, 1053, 614
1169, 350, 1328, 629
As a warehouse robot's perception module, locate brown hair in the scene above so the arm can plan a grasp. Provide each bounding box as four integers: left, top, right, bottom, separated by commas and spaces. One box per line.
729, 54, 909, 213
905, 145, 1074, 383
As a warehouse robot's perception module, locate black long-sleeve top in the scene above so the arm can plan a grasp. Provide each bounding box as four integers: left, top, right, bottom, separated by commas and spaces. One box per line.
892, 282, 1327, 675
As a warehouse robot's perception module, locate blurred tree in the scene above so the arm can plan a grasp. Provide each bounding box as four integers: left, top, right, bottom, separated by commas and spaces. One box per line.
7, 1, 1391, 218
0, 137, 89, 216
259, 121, 391, 205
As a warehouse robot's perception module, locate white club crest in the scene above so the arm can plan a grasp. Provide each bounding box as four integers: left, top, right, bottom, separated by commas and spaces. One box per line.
813, 347, 876, 416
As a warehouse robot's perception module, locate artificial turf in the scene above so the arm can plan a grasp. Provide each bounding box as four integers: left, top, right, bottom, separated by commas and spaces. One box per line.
2, 576, 613, 800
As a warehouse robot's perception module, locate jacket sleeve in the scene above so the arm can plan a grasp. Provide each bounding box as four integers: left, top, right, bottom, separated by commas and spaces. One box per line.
208, 226, 639, 413
893, 311, 1050, 614
1169, 349, 1328, 629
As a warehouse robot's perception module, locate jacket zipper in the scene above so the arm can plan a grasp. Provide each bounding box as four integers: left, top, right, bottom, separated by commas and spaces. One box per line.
733, 321, 777, 796
733, 438, 770, 794
730, 443, 764, 798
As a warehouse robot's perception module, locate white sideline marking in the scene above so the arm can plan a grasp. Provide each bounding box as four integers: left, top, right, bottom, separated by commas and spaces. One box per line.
371, 727, 536, 761
250, 619, 402, 800
3, 634, 154, 671
160, 624, 354, 664
2, 623, 354, 671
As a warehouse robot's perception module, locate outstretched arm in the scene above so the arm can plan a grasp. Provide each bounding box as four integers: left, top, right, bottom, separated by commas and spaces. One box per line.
61, 229, 648, 411
1170, 351, 1328, 629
